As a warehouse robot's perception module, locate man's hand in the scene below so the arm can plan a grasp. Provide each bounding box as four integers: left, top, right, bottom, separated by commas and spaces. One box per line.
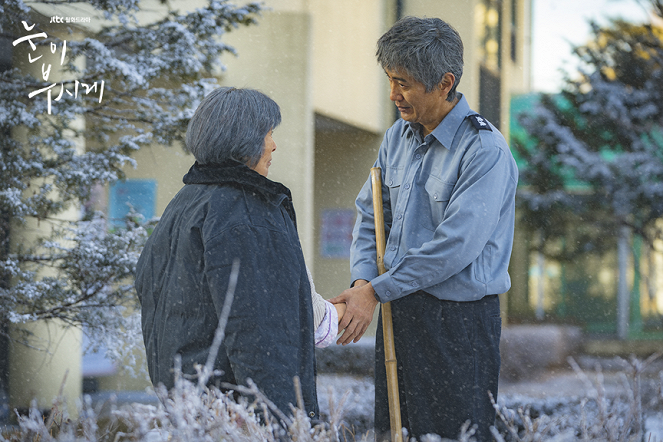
329, 280, 379, 345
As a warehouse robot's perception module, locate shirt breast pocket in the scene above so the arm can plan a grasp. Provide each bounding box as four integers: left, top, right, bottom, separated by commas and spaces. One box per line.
424, 176, 455, 229
385, 166, 403, 204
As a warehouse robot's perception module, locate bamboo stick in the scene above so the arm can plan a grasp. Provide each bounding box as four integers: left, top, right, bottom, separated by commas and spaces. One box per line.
370, 167, 402, 442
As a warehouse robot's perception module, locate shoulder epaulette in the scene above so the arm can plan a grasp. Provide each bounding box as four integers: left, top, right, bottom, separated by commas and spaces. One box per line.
468, 114, 492, 131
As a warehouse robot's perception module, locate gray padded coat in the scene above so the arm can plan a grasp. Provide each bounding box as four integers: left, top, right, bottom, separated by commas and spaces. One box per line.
135, 160, 318, 419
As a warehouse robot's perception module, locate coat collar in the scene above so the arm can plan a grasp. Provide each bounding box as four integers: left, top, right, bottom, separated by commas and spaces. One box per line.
183, 159, 296, 222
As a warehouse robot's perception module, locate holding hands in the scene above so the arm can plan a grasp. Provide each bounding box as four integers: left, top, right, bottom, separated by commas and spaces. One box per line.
330, 279, 379, 345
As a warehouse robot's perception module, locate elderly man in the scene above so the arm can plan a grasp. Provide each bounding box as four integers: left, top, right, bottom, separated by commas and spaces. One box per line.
330, 16, 518, 441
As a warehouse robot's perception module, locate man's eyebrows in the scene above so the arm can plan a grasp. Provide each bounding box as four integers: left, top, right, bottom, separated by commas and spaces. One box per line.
384, 72, 409, 83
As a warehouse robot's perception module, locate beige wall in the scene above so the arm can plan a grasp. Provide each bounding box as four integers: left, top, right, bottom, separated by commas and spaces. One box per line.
8, 210, 85, 415
500, 0, 513, 141
309, 0, 391, 134
122, 145, 193, 215
312, 124, 381, 278
501, 0, 533, 140
313, 120, 382, 335
221, 10, 316, 263
8, 210, 85, 414
265, 0, 308, 12
9, 322, 82, 415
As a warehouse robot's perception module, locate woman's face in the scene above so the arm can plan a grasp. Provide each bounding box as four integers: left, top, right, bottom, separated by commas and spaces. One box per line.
252, 130, 277, 177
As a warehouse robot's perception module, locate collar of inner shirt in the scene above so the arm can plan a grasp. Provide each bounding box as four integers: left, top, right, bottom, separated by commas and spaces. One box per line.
401, 122, 440, 149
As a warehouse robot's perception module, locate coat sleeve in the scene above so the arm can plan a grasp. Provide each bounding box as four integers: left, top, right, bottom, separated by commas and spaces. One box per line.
305, 264, 327, 328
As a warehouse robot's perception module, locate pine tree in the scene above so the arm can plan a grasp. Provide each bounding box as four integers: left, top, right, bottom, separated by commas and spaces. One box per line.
514, 0, 663, 260
0, 0, 262, 357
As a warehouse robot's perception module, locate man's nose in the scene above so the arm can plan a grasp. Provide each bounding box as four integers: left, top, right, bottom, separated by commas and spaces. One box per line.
389, 83, 401, 102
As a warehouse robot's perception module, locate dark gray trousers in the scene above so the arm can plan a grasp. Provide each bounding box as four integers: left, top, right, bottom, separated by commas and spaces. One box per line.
374, 292, 501, 442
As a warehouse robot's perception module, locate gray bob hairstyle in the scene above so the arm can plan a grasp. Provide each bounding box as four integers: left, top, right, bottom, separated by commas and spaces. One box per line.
377, 16, 464, 102
185, 87, 281, 166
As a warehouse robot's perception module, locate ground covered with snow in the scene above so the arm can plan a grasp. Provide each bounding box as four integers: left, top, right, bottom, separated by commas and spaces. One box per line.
317, 356, 663, 441
2, 355, 662, 441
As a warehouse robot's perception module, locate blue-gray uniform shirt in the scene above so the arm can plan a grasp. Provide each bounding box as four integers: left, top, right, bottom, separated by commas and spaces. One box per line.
350, 94, 519, 303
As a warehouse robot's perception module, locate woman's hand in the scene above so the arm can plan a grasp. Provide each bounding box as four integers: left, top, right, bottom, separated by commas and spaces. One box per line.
334, 302, 347, 323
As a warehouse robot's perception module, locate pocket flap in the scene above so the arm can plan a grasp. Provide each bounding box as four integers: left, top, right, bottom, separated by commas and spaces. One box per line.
425, 177, 454, 202
385, 166, 403, 188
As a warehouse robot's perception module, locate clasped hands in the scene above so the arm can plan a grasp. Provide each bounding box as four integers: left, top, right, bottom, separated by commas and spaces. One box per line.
329, 279, 379, 345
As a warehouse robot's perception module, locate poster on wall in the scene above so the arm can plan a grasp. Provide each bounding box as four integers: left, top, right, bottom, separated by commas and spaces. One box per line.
320, 209, 355, 259
108, 179, 157, 227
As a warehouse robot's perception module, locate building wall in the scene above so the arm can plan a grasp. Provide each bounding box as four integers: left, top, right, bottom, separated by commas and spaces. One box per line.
307, 0, 391, 307
309, 0, 392, 134
509, 0, 532, 95
220, 9, 315, 263
121, 146, 193, 214
9, 322, 82, 415
313, 118, 383, 334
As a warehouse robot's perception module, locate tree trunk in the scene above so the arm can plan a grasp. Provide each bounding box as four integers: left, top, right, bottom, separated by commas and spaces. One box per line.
617, 226, 631, 340
536, 231, 545, 321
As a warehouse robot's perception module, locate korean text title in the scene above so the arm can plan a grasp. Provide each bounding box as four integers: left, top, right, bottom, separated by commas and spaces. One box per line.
12, 21, 105, 115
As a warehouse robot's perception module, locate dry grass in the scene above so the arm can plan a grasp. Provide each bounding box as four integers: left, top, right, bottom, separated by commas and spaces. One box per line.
2, 353, 662, 442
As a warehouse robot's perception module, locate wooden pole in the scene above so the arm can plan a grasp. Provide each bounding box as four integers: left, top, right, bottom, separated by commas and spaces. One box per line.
370, 167, 402, 442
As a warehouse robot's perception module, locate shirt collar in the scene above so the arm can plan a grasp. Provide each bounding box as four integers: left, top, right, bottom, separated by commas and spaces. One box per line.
401, 93, 470, 150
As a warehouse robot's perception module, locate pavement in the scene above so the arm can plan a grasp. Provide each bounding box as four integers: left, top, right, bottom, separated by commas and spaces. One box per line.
316, 352, 663, 440
506, 354, 662, 399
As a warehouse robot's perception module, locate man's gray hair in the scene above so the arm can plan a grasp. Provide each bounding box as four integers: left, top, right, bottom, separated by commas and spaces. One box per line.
377, 16, 464, 102
185, 87, 281, 166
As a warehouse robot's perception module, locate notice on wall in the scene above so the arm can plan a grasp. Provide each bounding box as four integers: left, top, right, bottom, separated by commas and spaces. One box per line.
109, 179, 157, 227
320, 209, 355, 259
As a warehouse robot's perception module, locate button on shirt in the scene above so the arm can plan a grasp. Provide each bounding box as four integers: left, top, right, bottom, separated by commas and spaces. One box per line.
350, 94, 519, 303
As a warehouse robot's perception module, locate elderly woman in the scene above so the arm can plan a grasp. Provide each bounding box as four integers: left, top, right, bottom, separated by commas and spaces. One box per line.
135, 87, 344, 420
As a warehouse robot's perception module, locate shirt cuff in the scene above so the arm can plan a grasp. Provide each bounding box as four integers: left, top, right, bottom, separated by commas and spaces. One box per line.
350, 264, 378, 286
371, 272, 403, 303
314, 301, 338, 348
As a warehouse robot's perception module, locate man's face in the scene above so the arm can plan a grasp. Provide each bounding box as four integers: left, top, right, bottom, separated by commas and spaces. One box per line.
385, 68, 447, 133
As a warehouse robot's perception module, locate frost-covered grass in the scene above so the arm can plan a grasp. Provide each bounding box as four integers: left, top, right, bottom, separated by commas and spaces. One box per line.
2, 354, 662, 442
317, 374, 375, 440
491, 354, 663, 442
1, 373, 356, 442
